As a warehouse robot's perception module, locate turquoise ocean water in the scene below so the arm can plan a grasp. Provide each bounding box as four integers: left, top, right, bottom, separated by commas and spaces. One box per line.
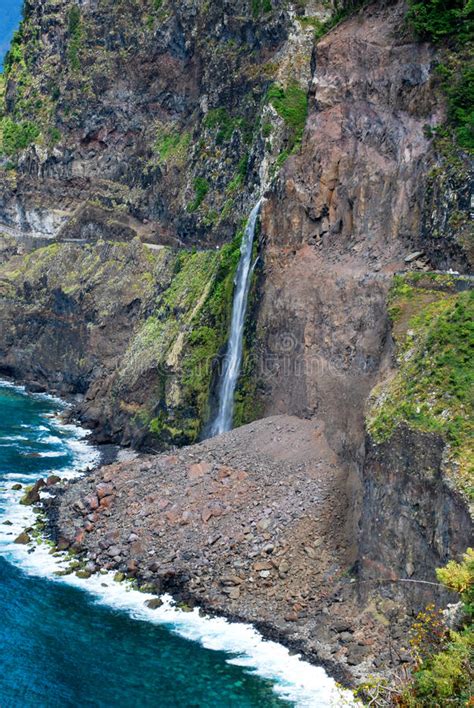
0, 382, 343, 707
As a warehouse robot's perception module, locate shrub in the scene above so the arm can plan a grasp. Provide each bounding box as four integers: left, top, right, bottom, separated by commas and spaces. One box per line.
411, 550, 474, 704
407, 0, 473, 42
3, 28, 24, 76
1, 118, 39, 155
407, 0, 474, 151
360, 549, 474, 705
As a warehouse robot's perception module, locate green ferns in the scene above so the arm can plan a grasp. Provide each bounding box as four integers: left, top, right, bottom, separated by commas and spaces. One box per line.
368, 275, 474, 499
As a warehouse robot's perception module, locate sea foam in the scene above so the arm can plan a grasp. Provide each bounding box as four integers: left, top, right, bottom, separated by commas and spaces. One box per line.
0, 398, 354, 708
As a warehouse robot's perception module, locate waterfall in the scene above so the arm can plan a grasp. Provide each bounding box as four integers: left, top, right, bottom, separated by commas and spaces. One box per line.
209, 199, 262, 437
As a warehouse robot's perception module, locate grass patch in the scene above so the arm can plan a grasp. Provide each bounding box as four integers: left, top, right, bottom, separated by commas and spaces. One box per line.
67, 6, 83, 71
367, 275, 474, 499
187, 177, 209, 212
267, 81, 308, 143
154, 128, 191, 165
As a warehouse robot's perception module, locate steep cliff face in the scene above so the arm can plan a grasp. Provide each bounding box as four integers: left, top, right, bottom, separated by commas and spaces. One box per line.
0, 232, 246, 448
0, 0, 327, 447
0, 0, 324, 246
360, 274, 473, 609
257, 0, 471, 444
0, 0, 473, 686
250, 0, 472, 627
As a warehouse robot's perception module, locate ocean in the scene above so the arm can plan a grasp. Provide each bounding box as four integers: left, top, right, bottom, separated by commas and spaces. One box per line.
0, 381, 345, 707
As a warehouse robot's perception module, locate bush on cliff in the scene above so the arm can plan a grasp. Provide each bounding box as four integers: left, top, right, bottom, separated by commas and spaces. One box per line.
0, 117, 39, 155
407, 0, 473, 42
408, 0, 474, 151
409, 549, 474, 705
356, 549, 474, 706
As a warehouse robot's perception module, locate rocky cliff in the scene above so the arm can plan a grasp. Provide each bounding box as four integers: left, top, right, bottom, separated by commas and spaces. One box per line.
1, 0, 473, 693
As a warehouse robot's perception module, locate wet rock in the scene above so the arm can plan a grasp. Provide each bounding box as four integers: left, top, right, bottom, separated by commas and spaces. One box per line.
75, 569, 92, 579
145, 598, 164, 610
14, 531, 31, 544
20, 479, 46, 505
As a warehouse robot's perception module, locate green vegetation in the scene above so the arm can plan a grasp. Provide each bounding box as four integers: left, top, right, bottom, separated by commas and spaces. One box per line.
267, 81, 308, 144
407, 0, 473, 42
368, 274, 474, 499
435, 57, 474, 151
0, 10, 60, 153
266, 80, 308, 170
146, 0, 169, 29
154, 127, 191, 165
297, 6, 354, 39
3, 28, 24, 76
407, 0, 473, 151
120, 237, 245, 444
297, 0, 371, 40
0, 117, 39, 155
226, 153, 249, 194
67, 6, 83, 70
204, 107, 251, 145
187, 177, 210, 212
252, 0, 272, 17
357, 549, 474, 706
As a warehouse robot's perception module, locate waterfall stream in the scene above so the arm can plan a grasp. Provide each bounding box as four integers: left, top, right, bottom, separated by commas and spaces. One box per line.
209, 200, 262, 437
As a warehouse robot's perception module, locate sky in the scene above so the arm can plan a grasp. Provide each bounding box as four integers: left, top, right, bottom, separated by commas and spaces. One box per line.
0, 0, 23, 69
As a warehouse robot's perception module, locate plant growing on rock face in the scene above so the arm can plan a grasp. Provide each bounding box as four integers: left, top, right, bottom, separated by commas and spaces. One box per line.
267, 81, 308, 144
187, 177, 209, 212
354, 550, 474, 706
407, 0, 473, 42
407, 0, 474, 151
0, 118, 40, 155
67, 6, 83, 71
368, 280, 474, 499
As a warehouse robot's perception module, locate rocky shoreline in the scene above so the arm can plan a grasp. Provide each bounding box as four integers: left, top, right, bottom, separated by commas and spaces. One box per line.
33, 414, 427, 690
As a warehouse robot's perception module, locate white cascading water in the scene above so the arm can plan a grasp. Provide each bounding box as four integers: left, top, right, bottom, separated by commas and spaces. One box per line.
209, 199, 262, 437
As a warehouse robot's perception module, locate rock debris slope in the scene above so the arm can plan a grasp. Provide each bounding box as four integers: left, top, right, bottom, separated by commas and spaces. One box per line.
0, 0, 472, 692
